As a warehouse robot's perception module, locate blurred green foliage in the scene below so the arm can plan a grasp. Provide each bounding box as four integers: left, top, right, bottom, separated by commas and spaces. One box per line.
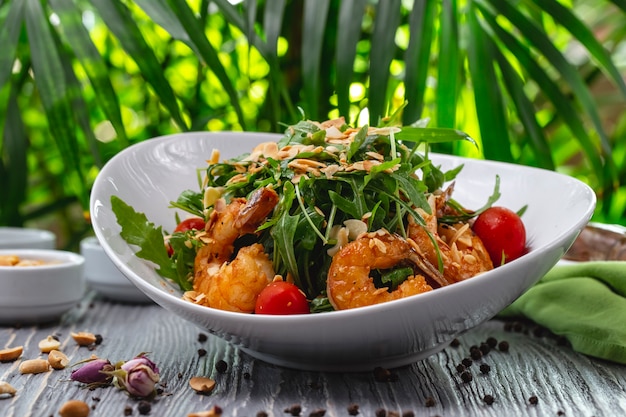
1, 0, 625, 249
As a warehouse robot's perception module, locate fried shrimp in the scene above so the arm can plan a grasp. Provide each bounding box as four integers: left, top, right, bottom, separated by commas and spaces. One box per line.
198, 243, 275, 312
408, 191, 493, 283
326, 230, 445, 311
191, 187, 279, 312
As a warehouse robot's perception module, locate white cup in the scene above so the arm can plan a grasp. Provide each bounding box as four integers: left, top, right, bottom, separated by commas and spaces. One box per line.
0, 227, 56, 249
80, 236, 152, 303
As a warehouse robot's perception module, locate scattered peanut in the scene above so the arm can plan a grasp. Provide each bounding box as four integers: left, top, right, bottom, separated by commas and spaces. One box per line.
48, 350, 69, 370
0, 381, 17, 397
0, 346, 23, 362
188, 407, 222, 417
71, 332, 97, 346
189, 376, 216, 394
38, 335, 61, 353
18, 358, 50, 375
59, 399, 90, 417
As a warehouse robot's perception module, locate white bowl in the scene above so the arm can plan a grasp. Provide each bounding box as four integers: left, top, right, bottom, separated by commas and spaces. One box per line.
80, 237, 152, 303
0, 249, 85, 324
90, 132, 596, 371
0, 227, 56, 249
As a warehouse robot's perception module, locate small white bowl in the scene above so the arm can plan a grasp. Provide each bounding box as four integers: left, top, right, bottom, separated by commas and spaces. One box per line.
0, 249, 85, 324
0, 227, 56, 249
80, 237, 152, 303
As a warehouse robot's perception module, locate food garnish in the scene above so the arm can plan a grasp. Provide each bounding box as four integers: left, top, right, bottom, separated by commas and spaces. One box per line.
113, 116, 526, 313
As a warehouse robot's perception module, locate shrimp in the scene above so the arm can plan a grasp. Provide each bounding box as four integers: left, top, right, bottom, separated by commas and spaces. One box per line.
408, 191, 493, 283
326, 230, 446, 311
191, 187, 279, 312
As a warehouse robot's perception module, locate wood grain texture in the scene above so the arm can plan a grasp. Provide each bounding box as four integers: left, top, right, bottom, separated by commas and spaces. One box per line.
1, 292, 625, 417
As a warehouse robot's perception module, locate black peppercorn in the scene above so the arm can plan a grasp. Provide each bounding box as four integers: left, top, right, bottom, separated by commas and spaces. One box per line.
137, 401, 151, 415
215, 359, 228, 373
460, 371, 473, 383
479, 363, 491, 374
486, 337, 498, 348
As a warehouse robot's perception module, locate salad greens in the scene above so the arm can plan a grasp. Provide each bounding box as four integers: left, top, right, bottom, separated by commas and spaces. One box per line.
112, 118, 493, 306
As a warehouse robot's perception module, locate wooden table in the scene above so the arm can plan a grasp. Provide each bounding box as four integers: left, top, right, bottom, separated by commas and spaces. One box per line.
1, 291, 625, 417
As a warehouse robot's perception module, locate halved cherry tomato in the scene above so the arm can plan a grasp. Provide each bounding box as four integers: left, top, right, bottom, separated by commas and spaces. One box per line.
472, 206, 526, 265
174, 217, 206, 233
255, 281, 310, 315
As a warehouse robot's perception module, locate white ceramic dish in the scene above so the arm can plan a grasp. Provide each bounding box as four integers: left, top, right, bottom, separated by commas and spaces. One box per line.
90, 132, 596, 371
0, 249, 85, 324
80, 237, 152, 303
0, 227, 56, 249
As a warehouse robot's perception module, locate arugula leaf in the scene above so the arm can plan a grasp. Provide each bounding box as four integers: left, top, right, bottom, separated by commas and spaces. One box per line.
347, 125, 368, 162
396, 127, 477, 147
271, 211, 300, 282
111, 195, 185, 288
169, 189, 204, 217
378, 267, 414, 291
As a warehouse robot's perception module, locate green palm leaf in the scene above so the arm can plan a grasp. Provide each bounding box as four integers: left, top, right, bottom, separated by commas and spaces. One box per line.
90, 0, 188, 130
466, 2, 512, 162
476, 1, 609, 188
529, 0, 626, 100
164, 0, 246, 129
302, 0, 331, 120
494, 49, 555, 169
0, 1, 24, 90
24, 0, 88, 206
1, 92, 27, 224
50, 0, 129, 151
436, 0, 459, 132
336, 0, 367, 119
485, 0, 616, 180
403, 0, 436, 125
369, 0, 402, 125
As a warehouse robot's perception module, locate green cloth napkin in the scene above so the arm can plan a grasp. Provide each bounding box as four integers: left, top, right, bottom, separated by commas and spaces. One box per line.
499, 261, 626, 364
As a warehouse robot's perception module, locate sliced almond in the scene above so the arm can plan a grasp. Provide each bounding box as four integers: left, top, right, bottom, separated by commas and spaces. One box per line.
0, 346, 23, 362
71, 332, 97, 346
189, 376, 216, 394
48, 350, 69, 370
38, 335, 61, 353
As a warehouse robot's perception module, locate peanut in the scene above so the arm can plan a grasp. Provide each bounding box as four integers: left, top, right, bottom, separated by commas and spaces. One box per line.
189, 376, 216, 394
71, 332, 96, 346
18, 358, 50, 375
0, 381, 17, 397
188, 407, 222, 417
38, 335, 61, 353
0, 346, 23, 362
48, 350, 69, 370
59, 399, 90, 417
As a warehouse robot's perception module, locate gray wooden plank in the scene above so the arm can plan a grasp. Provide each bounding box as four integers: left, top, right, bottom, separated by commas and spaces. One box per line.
1, 294, 625, 417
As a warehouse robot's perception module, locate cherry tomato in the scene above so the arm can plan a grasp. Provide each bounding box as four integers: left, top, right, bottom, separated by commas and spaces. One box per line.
472, 206, 526, 265
255, 281, 310, 315
174, 217, 206, 233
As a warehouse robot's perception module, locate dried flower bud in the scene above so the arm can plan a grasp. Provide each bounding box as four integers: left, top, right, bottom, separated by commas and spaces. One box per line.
70, 358, 113, 384
114, 354, 160, 398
